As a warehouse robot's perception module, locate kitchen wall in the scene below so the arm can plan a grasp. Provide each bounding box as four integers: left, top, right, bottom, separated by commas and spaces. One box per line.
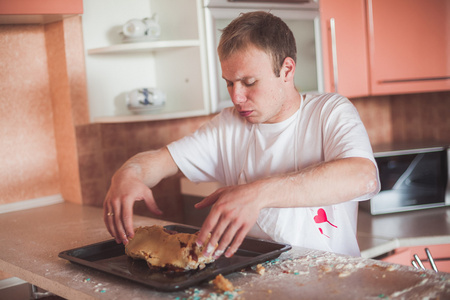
0, 16, 89, 206
0, 17, 449, 223
0, 24, 60, 204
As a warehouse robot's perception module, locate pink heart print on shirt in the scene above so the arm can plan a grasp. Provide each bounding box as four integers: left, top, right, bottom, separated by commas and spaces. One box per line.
314, 208, 337, 228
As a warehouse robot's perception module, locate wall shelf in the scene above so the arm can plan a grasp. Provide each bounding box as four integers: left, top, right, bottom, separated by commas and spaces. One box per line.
87, 39, 201, 55
93, 108, 208, 123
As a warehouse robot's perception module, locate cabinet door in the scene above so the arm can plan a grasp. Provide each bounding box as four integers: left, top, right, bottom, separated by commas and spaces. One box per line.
320, 0, 370, 98
0, 0, 82, 14
367, 0, 450, 95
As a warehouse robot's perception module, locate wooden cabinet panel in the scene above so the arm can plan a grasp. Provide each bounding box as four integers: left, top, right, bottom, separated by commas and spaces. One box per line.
320, 0, 370, 98
0, 0, 82, 14
367, 0, 450, 95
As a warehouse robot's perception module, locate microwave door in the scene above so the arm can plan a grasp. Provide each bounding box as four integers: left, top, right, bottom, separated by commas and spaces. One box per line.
370, 149, 448, 214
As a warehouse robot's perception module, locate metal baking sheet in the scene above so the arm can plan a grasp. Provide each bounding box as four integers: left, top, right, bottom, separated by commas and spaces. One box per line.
58, 224, 291, 292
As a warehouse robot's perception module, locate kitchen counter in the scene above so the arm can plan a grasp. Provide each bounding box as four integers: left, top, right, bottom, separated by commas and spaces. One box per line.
1, 203, 449, 300
358, 206, 450, 258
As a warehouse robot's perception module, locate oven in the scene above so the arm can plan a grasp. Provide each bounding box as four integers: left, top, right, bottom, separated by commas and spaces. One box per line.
362, 142, 450, 215
203, 0, 324, 112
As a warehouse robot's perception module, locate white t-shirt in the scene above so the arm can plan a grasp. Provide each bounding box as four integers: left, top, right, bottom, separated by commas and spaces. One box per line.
167, 93, 379, 256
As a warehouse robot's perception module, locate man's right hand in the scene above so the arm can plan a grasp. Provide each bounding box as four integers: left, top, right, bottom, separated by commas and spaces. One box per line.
103, 148, 178, 245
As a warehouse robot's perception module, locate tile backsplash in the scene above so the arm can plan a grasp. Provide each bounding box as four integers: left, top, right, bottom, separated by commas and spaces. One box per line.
352, 91, 449, 145
75, 116, 213, 222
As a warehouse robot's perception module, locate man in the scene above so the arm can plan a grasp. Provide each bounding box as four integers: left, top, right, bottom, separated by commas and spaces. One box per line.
104, 11, 379, 258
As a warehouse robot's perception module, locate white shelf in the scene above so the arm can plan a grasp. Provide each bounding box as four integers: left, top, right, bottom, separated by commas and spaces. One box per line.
93, 108, 209, 123
87, 39, 201, 54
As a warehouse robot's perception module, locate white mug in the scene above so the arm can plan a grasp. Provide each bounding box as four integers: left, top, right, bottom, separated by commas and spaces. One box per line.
126, 88, 166, 109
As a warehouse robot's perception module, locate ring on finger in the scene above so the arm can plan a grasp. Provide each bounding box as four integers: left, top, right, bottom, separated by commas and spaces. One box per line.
107, 212, 114, 216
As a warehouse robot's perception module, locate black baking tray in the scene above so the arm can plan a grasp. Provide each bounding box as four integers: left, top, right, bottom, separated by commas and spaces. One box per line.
58, 224, 291, 292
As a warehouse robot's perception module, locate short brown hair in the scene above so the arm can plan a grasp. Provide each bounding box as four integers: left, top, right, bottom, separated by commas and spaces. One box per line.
218, 11, 297, 77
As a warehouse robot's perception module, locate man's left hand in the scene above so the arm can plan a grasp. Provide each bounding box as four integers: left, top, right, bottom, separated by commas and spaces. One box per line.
194, 184, 261, 259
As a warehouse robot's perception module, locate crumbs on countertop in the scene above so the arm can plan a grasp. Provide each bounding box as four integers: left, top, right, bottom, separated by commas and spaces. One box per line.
255, 264, 265, 275
179, 287, 241, 300
212, 274, 234, 292
176, 250, 450, 299
81, 277, 107, 294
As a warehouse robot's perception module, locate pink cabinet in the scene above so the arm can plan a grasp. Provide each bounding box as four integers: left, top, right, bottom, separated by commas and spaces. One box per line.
321, 0, 450, 97
381, 244, 450, 273
320, 0, 370, 98
0, 0, 82, 14
367, 0, 450, 95
0, 0, 83, 15
0, 0, 82, 24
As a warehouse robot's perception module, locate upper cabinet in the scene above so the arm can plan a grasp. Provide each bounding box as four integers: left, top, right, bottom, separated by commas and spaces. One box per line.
320, 0, 450, 97
82, 0, 210, 123
0, 0, 83, 24
320, 0, 370, 98
206, 5, 322, 112
367, 0, 450, 95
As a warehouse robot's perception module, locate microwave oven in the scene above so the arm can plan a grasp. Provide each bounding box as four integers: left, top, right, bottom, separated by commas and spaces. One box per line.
361, 142, 450, 215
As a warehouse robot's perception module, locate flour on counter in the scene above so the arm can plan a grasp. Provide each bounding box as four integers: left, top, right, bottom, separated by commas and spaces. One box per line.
181, 287, 241, 300
181, 249, 450, 299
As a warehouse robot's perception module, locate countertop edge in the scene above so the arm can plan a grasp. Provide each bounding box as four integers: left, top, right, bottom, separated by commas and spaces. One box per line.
0, 259, 95, 300
361, 235, 450, 259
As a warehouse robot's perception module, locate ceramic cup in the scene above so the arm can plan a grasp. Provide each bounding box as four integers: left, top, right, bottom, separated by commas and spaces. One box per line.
126, 88, 166, 109
122, 19, 148, 37
122, 15, 160, 39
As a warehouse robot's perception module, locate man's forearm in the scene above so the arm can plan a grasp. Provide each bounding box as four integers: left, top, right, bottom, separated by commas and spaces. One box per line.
113, 147, 179, 188
253, 157, 378, 209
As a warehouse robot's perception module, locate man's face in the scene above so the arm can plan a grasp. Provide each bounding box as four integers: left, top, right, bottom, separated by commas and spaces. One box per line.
220, 45, 293, 124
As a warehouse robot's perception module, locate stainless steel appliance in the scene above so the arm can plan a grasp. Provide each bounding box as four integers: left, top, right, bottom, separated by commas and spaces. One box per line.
203, 0, 323, 112
362, 142, 450, 215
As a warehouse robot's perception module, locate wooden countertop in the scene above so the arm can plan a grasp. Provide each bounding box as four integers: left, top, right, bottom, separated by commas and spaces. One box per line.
0, 203, 449, 299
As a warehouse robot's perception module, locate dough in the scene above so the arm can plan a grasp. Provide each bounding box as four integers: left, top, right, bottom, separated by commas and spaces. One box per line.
125, 225, 216, 271
213, 274, 234, 292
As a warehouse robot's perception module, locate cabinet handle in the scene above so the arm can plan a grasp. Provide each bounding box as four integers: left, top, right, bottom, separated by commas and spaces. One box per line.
380, 76, 450, 84
330, 18, 339, 93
